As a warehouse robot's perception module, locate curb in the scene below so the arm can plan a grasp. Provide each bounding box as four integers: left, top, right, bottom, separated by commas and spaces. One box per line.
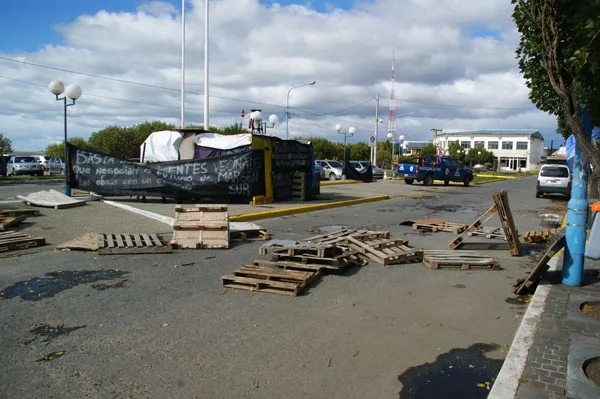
0, 178, 63, 185
488, 252, 561, 398
230, 195, 391, 222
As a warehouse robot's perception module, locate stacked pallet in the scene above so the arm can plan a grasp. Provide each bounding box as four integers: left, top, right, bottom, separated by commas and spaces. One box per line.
170, 205, 229, 249
305, 229, 423, 266
0, 231, 46, 252
292, 171, 308, 201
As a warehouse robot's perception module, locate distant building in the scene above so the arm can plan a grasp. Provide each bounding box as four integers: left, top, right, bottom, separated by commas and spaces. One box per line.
432, 129, 544, 172
402, 141, 429, 156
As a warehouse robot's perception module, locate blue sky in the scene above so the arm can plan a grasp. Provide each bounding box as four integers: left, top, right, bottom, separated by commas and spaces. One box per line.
0, 0, 562, 151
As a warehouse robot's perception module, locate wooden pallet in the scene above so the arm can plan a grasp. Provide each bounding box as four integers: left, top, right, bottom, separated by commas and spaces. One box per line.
448, 191, 522, 256
0, 230, 46, 252
467, 227, 506, 240
171, 204, 229, 249
422, 250, 499, 270
230, 229, 269, 241
0, 206, 40, 217
492, 191, 522, 256
411, 219, 468, 234
0, 215, 27, 231
304, 229, 389, 245
259, 240, 339, 257
522, 228, 560, 243
222, 264, 320, 296
340, 236, 423, 265
514, 231, 566, 294
97, 233, 172, 255
252, 259, 352, 273
270, 250, 361, 267
292, 171, 308, 201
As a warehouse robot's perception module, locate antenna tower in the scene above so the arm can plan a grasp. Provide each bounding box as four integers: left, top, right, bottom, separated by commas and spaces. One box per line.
387, 52, 396, 145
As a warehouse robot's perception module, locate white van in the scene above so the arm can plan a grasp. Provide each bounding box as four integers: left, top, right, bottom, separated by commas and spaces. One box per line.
536, 164, 571, 199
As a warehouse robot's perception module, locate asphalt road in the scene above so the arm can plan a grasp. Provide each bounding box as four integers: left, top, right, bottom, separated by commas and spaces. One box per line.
0, 178, 568, 398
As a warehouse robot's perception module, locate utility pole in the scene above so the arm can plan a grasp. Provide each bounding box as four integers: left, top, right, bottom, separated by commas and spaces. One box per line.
374, 92, 380, 167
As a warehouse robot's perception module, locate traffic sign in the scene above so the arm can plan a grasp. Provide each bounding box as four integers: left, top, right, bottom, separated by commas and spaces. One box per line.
368, 135, 376, 147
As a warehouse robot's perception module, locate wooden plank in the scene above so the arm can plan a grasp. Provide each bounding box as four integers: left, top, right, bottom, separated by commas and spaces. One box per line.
124, 234, 133, 247
514, 231, 565, 294
133, 234, 143, 247
150, 234, 163, 247
0, 206, 40, 217
0, 215, 27, 231
230, 229, 269, 241
448, 204, 498, 250
106, 234, 115, 248
422, 250, 499, 270
0, 231, 46, 252
142, 234, 153, 247
115, 234, 125, 248
98, 245, 173, 255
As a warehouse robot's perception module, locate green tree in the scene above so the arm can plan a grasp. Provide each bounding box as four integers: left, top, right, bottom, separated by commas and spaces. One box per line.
0, 133, 13, 154
45, 137, 89, 158
512, 0, 600, 192
421, 143, 437, 156
346, 142, 371, 162
221, 123, 247, 135
466, 148, 495, 165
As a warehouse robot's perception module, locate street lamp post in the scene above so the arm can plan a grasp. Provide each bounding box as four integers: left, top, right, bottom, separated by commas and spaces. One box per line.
49, 80, 82, 196
285, 81, 315, 139
398, 134, 405, 158
477, 150, 481, 166
336, 124, 355, 179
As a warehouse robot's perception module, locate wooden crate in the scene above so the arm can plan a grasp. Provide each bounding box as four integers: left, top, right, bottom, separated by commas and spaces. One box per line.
171, 204, 229, 249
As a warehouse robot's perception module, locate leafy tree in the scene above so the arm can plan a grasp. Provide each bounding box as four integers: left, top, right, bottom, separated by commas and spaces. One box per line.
512, 0, 600, 193
0, 133, 13, 154
346, 142, 371, 162
45, 137, 90, 158
421, 143, 437, 157
466, 148, 495, 165
221, 123, 247, 135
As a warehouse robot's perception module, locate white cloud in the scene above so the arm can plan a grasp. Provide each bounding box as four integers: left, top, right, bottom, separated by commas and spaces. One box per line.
0, 0, 558, 152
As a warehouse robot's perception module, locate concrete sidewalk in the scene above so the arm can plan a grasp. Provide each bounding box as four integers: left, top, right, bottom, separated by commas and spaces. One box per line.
490, 253, 600, 398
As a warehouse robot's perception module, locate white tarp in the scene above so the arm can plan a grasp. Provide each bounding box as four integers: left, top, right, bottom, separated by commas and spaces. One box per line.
193, 133, 252, 150
140, 131, 184, 162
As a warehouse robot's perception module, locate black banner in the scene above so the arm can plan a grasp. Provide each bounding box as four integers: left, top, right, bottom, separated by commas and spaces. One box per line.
68, 145, 265, 200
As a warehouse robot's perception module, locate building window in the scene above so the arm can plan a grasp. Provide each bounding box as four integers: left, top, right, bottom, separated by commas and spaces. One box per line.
474, 141, 484, 148
502, 141, 513, 150
488, 141, 498, 150
516, 141, 528, 150
461, 141, 471, 149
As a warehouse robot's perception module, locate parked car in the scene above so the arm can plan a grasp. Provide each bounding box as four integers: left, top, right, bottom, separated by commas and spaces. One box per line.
316, 160, 344, 181
31, 155, 50, 171
352, 160, 385, 180
0, 155, 10, 177
47, 157, 65, 175
6, 156, 45, 176
536, 164, 571, 199
398, 155, 473, 186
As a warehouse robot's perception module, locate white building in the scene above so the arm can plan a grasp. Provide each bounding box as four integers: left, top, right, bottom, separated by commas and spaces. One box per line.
432, 129, 545, 172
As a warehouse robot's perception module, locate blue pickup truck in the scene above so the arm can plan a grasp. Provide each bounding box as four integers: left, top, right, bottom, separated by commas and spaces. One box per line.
397, 155, 473, 186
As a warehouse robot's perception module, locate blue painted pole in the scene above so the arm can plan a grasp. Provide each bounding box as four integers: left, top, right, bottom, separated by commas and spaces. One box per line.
562, 112, 593, 286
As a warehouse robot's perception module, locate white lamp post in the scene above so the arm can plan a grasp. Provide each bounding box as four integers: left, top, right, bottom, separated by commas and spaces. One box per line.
478, 150, 482, 165
399, 134, 405, 157
285, 81, 315, 139
336, 124, 355, 179
49, 80, 82, 196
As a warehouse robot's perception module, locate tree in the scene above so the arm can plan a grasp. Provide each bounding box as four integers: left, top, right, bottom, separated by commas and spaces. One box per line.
466, 148, 495, 165
0, 133, 13, 154
45, 137, 89, 158
513, 0, 600, 193
421, 143, 437, 157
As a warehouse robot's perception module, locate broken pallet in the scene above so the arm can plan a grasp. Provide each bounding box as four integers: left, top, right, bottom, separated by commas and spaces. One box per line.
467, 227, 507, 240
514, 231, 566, 294
340, 236, 423, 265
0, 230, 46, 252
230, 229, 269, 241
422, 250, 499, 270
97, 233, 172, 255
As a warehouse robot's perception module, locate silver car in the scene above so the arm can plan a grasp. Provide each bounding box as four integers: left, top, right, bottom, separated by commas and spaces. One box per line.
47, 156, 65, 175
316, 160, 344, 181
6, 156, 45, 176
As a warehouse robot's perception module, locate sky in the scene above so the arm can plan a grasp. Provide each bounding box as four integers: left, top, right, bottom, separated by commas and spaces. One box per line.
0, 0, 563, 152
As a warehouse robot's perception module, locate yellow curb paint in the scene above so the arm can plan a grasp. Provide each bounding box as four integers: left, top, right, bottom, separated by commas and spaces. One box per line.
230, 195, 390, 222
321, 180, 367, 186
